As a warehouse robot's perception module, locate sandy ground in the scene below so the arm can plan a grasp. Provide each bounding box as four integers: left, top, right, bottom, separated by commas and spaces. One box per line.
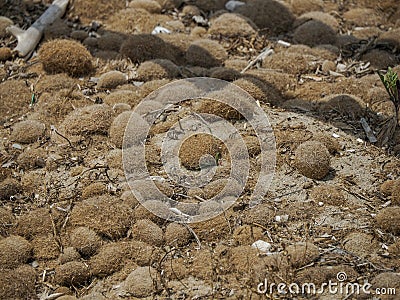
1, 0, 400, 299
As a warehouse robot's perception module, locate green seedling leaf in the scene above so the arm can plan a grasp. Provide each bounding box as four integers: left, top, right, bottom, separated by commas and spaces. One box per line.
30, 93, 36, 107
215, 152, 221, 165
378, 68, 400, 104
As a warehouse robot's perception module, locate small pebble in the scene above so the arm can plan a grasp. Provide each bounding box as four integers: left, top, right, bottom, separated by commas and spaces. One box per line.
275, 215, 289, 223
251, 240, 272, 252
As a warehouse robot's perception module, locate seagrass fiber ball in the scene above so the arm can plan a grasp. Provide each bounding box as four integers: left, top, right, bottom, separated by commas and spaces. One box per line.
0, 235, 32, 269
293, 20, 336, 47
185, 39, 228, 68
0, 16, 13, 38
10, 120, 45, 144
97, 71, 127, 89
136, 59, 180, 81
109, 111, 132, 148
290, 0, 324, 16
294, 141, 331, 180
179, 133, 224, 170
209, 13, 256, 37
128, 0, 162, 13
69, 226, 102, 257
120, 34, 174, 63
39, 39, 94, 77
234, 0, 294, 36
61, 104, 113, 135
376, 206, 400, 235
294, 11, 339, 31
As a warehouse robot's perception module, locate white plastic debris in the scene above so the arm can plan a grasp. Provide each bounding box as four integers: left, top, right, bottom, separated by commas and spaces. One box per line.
31, 260, 39, 268
152, 26, 171, 34
277, 40, 291, 47
192, 15, 208, 26
332, 133, 340, 138
169, 207, 190, 218
356, 138, 364, 143
275, 215, 289, 223
225, 0, 245, 11
251, 240, 272, 252
337, 63, 346, 72
2, 161, 14, 168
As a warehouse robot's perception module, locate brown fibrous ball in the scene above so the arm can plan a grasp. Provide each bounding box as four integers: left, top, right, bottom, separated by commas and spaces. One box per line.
293, 20, 336, 47
131, 219, 164, 247
286, 242, 319, 268
120, 34, 174, 63
32, 234, 60, 260
391, 180, 400, 205
380, 180, 396, 196
235, 0, 294, 36
10, 120, 46, 144
0, 235, 32, 269
122, 266, 161, 298
209, 13, 256, 37
0, 178, 22, 200
376, 206, 400, 235
61, 104, 113, 135
70, 226, 102, 257
185, 39, 228, 68
0, 207, 15, 236
81, 182, 107, 199
97, 71, 127, 89
128, 0, 162, 13
361, 49, 397, 70
69, 195, 134, 239
312, 132, 340, 154
109, 111, 133, 148
39, 39, 94, 77
289, 0, 324, 16
179, 133, 224, 170
105, 8, 154, 34
294, 11, 339, 31
136, 59, 180, 81
0, 265, 37, 300
54, 261, 91, 286
294, 141, 331, 180
165, 222, 192, 247
309, 184, 346, 206
0, 47, 12, 61
15, 208, 53, 239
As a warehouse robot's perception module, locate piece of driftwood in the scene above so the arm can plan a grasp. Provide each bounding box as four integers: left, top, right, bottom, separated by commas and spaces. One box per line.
241, 47, 274, 73
7, 0, 69, 57
360, 117, 377, 143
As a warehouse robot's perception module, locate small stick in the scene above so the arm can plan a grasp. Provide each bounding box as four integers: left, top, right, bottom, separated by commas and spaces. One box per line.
194, 195, 206, 202
50, 125, 74, 149
241, 47, 274, 73
183, 223, 202, 249
7, 0, 69, 57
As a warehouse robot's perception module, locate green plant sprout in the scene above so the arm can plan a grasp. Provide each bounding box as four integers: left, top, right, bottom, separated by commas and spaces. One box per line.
29, 93, 36, 107
376, 68, 400, 146
378, 67, 400, 121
